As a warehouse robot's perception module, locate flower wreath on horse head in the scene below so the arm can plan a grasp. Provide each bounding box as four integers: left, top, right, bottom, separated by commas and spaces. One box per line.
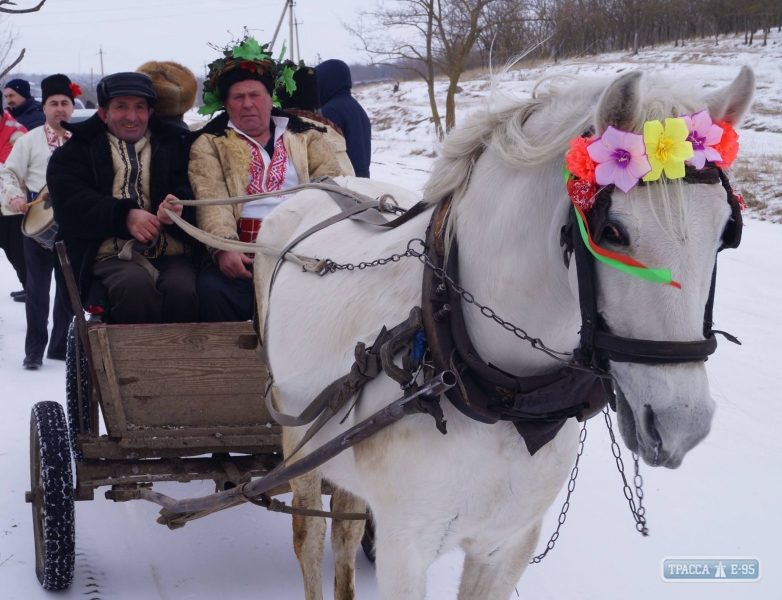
563, 109, 743, 288
198, 34, 301, 116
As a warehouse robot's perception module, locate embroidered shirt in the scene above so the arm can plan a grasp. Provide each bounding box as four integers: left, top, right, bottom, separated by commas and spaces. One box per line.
43, 123, 71, 153
96, 131, 186, 259
228, 116, 300, 220
0, 124, 69, 215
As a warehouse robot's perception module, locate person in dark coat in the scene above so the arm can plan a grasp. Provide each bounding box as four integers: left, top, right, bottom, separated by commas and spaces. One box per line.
3, 79, 45, 130
315, 59, 371, 178
48, 72, 199, 325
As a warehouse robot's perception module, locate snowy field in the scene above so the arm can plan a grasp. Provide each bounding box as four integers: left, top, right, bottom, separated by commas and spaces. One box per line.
2, 31, 782, 600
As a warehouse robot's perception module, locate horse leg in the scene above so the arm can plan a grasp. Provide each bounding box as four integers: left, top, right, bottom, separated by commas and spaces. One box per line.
372, 518, 436, 600
329, 488, 366, 600
456, 521, 543, 600
289, 470, 326, 600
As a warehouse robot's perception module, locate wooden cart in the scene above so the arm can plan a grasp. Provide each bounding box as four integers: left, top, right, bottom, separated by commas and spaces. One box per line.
26, 244, 282, 591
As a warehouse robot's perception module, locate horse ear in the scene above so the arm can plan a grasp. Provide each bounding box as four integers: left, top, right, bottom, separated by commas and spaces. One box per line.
595, 71, 643, 134
704, 66, 755, 126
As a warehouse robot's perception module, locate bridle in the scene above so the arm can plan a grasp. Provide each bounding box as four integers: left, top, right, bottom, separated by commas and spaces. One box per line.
561, 163, 743, 375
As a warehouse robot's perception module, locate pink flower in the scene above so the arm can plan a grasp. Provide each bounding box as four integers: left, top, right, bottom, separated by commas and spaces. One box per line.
681, 110, 723, 169
587, 126, 651, 193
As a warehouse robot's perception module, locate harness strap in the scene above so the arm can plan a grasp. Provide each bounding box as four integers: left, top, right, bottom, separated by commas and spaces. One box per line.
118, 238, 160, 283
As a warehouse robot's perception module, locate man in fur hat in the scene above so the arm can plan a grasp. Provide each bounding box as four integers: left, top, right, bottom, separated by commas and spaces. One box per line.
136, 61, 197, 131
189, 37, 348, 322
48, 72, 199, 327
0, 74, 77, 368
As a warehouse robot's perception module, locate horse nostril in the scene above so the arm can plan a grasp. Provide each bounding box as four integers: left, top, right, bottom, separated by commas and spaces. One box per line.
643, 404, 663, 464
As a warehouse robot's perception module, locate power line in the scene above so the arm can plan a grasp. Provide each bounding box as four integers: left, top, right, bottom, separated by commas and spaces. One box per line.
27, 2, 280, 27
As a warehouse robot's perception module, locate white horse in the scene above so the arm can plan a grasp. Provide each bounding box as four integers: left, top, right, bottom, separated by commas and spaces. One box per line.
252, 67, 754, 599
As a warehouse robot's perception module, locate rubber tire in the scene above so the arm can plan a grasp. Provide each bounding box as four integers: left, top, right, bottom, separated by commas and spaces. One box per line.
30, 401, 75, 590
65, 321, 91, 460
361, 512, 376, 563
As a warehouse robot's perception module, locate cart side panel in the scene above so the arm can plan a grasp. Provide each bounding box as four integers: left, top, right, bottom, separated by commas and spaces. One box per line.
87, 322, 272, 435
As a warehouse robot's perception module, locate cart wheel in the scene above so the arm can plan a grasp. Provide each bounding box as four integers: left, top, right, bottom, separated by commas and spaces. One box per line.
66, 321, 91, 460
29, 401, 75, 590
361, 512, 376, 563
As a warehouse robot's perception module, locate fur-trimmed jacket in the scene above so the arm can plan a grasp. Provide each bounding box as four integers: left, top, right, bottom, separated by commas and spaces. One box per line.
47, 113, 196, 302
188, 111, 345, 244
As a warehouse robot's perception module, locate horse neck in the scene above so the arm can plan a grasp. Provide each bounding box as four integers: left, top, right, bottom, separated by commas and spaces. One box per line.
451, 152, 580, 375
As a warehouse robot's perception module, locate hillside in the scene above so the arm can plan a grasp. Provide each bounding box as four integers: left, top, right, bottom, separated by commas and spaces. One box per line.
356, 30, 782, 222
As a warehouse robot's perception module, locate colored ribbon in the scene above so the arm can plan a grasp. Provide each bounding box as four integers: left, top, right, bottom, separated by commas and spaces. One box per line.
572, 203, 681, 288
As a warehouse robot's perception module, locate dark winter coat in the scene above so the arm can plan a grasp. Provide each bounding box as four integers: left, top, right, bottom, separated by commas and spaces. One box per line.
47, 113, 196, 303
8, 98, 45, 130
316, 60, 372, 178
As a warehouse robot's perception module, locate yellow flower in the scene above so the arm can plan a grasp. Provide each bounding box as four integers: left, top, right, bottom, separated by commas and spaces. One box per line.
642, 118, 694, 182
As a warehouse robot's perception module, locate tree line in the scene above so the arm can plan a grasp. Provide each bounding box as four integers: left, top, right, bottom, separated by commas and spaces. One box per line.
350, 0, 782, 137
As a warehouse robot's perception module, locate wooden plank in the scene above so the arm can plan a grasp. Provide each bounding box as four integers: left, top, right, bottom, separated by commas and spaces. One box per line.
80, 433, 282, 460
119, 424, 281, 439
104, 322, 264, 363
121, 393, 274, 429
110, 358, 267, 397
76, 455, 279, 487
88, 328, 127, 436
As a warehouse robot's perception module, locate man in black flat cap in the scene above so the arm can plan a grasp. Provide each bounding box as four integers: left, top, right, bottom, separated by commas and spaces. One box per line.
48, 72, 199, 325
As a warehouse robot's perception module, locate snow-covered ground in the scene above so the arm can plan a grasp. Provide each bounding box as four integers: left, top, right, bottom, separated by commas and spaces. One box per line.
2, 31, 782, 600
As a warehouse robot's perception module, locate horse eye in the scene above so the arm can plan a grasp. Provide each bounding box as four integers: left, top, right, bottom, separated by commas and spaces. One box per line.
603, 223, 629, 246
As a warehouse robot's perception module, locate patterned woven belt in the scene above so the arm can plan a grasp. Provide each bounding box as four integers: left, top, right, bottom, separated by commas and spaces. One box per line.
238, 217, 263, 243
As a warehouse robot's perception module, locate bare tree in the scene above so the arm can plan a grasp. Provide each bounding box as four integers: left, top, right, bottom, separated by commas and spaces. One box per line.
348, 0, 502, 138
0, 0, 50, 80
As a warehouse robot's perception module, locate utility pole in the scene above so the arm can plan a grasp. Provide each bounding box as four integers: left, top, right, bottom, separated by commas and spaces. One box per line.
270, 0, 298, 61
97, 46, 106, 77
294, 11, 302, 63
288, 0, 294, 62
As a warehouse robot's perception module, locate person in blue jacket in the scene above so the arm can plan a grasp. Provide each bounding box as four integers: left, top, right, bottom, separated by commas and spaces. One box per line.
3, 79, 45, 130
315, 59, 371, 178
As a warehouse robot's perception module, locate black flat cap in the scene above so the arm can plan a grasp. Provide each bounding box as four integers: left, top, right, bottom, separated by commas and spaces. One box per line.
97, 72, 157, 108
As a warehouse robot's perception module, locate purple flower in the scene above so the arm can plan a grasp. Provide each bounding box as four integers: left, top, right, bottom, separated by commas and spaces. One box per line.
586, 126, 652, 193
681, 110, 724, 169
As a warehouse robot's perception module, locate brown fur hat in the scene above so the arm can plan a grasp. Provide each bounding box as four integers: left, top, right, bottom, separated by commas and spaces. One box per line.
136, 61, 197, 118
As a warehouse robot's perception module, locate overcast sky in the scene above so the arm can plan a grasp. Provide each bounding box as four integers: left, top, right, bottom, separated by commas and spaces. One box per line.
3, 0, 370, 78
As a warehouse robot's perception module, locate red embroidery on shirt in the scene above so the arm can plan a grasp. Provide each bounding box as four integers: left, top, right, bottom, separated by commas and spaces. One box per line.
245, 135, 288, 196
44, 123, 71, 153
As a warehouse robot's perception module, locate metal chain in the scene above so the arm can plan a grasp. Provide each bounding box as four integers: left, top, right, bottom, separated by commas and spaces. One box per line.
321, 249, 418, 273
603, 406, 649, 536
530, 421, 588, 564
320, 238, 571, 361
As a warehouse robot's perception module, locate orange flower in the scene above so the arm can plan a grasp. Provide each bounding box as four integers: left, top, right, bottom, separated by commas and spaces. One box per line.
713, 121, 739, 168
566, 136, 597, 184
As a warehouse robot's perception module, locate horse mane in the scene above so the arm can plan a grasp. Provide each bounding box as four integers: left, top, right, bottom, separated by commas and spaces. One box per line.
424, 72, 712, 244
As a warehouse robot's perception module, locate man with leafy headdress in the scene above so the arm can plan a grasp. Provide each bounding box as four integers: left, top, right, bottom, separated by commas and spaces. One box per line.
189, 37, 345, 322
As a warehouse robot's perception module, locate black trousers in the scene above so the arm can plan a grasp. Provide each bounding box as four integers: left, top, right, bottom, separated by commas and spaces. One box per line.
0, 214, 27, 288
196, 262, 255, 322
92, 255, 199, 324
23, 236, 72, 358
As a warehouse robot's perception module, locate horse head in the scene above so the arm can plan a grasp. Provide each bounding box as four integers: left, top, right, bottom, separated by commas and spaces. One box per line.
585, 68, 754, 468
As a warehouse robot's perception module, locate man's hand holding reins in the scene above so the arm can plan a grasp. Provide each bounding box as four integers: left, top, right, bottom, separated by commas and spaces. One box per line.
157, 194, 183, 225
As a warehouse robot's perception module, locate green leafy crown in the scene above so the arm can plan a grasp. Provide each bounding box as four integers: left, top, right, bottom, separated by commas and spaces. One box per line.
199, 34, 301, 117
